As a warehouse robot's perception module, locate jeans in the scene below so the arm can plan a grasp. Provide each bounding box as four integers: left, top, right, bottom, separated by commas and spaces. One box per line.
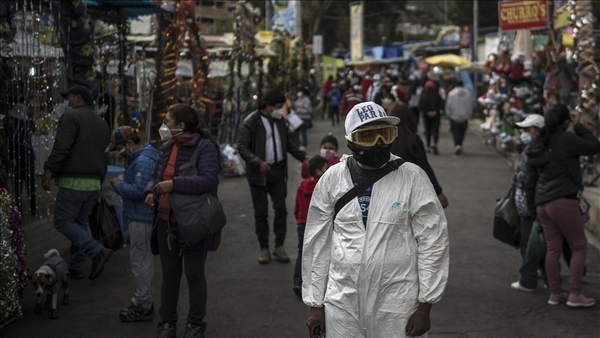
518, 215, 542, 289
423, 112, 440, 147
537, 198, 587, 294
157, 219, 207, 326
53, 188, 103, 271
294, 224, 306, 284
129, 220, 154, 308
450, 119, 468, 147
248, 165, 288, 249
293, 125, 307, 148
321, 96, 329, 118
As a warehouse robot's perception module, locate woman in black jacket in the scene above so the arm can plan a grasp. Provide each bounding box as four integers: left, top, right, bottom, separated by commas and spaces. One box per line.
419, 80, 444, 154
389, 102, 448, 208
525, 104, 600, 307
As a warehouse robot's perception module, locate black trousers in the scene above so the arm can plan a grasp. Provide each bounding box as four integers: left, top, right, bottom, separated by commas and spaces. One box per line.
157, 219, 207, 327
411, 107, 420, 128
450, 119, 468, 147
329, 105, 340, 125
12, 163, 36, 214
322, 96, 329, 118
423, 113, 441, 147
249, 164, 288, 249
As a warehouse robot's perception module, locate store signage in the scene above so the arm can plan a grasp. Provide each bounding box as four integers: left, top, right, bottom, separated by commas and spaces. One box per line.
313, 35, 323, 55
350, 1, 363, 60
498, 0, 549, 32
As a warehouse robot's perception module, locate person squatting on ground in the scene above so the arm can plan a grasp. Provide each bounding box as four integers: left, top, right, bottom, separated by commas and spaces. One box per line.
301, 133, 341, 179
42, 85, 112, 281
327, 83, 342, 126
419, 80, 444, 155
302, 101, 449, 338
106, 126, 159, 322
511, 114, 545, 292
388, 102, 448, 208
293, 155, 329, 297
445, 80, 473, 155
292, 87, 312, 151
525, 104, 600, 307
143, 104, 222, 338
237, 88, 309, 264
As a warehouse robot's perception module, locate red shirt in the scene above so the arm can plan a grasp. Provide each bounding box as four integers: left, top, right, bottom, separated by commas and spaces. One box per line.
323, 80, 333, 97
294, 175, 321, 225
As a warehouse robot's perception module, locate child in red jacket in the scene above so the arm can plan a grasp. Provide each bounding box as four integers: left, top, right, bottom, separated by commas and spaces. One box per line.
293, 155, 329, 296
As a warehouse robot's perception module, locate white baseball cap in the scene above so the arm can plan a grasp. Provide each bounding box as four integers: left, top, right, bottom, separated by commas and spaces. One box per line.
373, 74, 381, 81
345, 101, 400, 135
515, 114, 545, 129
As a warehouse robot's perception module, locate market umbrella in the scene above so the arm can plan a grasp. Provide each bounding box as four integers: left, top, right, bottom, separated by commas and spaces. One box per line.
425, 54, 471, 67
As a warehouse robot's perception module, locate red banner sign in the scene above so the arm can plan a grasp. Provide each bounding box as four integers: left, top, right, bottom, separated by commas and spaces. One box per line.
498, 0, 548, 32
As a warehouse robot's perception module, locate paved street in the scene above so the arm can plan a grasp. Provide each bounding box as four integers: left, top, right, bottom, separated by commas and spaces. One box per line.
4, 115, 600, 338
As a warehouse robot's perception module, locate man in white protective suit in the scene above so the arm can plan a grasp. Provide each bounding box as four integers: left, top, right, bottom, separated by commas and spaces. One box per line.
302, 101, 449, 338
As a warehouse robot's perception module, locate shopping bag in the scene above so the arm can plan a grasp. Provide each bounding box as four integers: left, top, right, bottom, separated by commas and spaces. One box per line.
525, 220, 546, 261
88, 196, 124, 251
493, 186, 520, 248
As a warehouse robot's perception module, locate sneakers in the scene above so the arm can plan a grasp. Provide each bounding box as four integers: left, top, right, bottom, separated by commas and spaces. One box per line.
299, 146, 306, 152
454, 145, 462, 155
157, 323, 177, 338
184, 322, 206, 338
89, 248, 113, 281
432, 145, 439, 155
566, 293, 596, 308
272, 246, 290, 262
293, 280, 302, 297
548, 291, 568, 305
119, 298, 154, 322
69, 269, 85, 280
510, 281, 536, 292
257, 248, 271, 264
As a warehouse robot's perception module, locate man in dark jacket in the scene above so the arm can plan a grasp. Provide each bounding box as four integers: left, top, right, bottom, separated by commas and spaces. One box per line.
42, 85, 112, 281
238, 88, 308, 264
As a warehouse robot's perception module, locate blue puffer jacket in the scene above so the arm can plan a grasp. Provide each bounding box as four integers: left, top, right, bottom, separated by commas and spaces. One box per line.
113, 144, 159, 223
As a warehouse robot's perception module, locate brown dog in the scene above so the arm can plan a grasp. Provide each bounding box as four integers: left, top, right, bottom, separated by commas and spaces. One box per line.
28, 249, 70, 319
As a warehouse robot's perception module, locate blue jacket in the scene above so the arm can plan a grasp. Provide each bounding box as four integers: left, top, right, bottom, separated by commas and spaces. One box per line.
113, 144, 159, 223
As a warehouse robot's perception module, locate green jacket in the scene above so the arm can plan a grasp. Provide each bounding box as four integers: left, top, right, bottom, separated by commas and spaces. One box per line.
44, 106, 109, 181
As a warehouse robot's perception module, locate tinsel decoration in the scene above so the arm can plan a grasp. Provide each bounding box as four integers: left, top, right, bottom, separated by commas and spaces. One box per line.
0, 188, 27, 323
569, 0, 598, 130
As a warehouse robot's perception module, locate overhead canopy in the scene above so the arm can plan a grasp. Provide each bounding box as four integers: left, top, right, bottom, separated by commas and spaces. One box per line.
425, 54, 471, 67
85, 0, 166, 19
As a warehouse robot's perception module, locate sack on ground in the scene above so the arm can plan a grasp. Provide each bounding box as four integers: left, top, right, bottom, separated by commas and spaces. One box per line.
88, 196, 123, 251
302, 118, 313, 129
493, 186, 520, 248
525, 220, 546, 261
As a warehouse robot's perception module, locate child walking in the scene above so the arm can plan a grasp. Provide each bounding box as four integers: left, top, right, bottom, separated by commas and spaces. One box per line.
301, 133, 340, 179
293, 155, 329, 296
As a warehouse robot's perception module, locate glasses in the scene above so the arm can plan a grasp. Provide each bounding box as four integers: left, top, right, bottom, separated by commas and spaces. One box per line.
345, 124, 398, 147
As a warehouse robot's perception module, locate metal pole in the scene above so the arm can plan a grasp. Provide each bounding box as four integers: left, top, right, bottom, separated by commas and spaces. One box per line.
444, 0, 448, 26
295, 0, 302, 38
473, 0, 478, 91
265, 0, 271, 31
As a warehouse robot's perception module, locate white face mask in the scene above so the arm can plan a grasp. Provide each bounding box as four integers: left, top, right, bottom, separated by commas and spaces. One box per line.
158, 123, 183, 141
271, 108, 284, 119
297, 92, 303, 97
119, 148, 127, 156
353, 85, 361, 91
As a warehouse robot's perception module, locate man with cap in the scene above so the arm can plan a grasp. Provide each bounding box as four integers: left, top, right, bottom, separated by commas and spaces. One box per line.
237, 88, 309, 264
340, 79, 365, 119
302, 101, 449, 338
42, 84, 112, 281
106, 126, 159, 322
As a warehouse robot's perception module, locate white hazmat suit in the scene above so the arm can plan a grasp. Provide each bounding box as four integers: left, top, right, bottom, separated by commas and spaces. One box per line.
302, 154, 449, 338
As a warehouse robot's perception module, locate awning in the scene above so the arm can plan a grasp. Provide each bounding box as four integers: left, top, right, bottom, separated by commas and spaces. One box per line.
85, 0, 166, 19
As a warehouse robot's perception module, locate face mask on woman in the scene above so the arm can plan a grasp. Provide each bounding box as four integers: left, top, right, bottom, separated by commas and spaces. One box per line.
158, 124, 183, 141
520, 132, 532, 145
271, 108, 284, 119
297, 91, 303, 97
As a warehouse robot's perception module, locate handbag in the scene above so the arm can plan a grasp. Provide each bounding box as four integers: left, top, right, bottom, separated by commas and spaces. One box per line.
333, 159, 405, 221
169, 138, 227, 246
493, 186, 520, 248
578, 190, 591, 223
88, 196, 124, 251
525, 220, 546, 261
302, 118, 313, 129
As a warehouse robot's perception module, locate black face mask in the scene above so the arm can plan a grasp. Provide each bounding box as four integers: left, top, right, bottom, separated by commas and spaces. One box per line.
347, 142, 392, 168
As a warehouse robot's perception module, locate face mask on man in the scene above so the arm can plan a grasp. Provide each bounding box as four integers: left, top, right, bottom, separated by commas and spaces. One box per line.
297, 91, 303, 97
353, 85, 361, 91
347, 142, 392, 168
271, 108, 284, 119
520, 132, 532, 145
158, 123, 183, 141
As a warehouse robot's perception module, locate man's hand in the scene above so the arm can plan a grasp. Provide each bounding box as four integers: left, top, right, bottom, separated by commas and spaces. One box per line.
260, 162, 271, 173
153, 180, 173, 194
426, 110, 437, 118
144, 193, 155, 210
306, 307, 326, 338
437, 193, 449, 208
110, 177, 120, 186
42, 170, 52, 192
405, 303, 431, 337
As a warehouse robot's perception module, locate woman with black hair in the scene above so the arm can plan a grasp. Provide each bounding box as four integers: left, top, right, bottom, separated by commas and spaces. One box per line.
525, 104, 600, 307
419, 80, 444, 155
389, 102, 448, 208
143, 104, 222, 338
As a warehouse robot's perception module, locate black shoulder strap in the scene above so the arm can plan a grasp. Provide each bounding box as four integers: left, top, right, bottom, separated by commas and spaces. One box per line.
333, 159, 405, 220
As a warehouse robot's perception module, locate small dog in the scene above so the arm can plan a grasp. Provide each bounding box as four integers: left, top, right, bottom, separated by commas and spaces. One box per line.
28, 249, 70, 319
